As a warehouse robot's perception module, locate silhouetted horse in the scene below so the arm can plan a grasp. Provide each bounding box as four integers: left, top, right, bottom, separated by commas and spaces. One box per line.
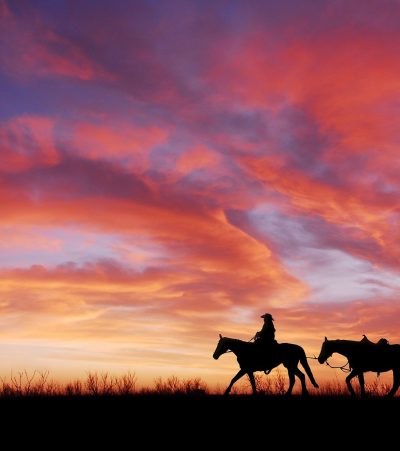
213, 335, 319, 395
318, 337, 400, 397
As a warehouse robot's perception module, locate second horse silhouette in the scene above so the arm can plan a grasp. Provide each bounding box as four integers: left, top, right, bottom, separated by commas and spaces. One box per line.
318, 336, 400, 397
213, 334, 319, 396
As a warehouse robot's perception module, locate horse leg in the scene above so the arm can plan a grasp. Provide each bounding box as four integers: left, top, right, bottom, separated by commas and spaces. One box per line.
358, 372, 365, 397
247, 372, 257, 395
345, 370, 358, 396
387, 369, 400, 397
224, 369, 246, 396
285, 368, 295, 396
294, 368, 308, 396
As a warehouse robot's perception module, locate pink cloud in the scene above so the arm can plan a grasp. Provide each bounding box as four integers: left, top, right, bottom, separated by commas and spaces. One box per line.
0, 0, 10, 17
176, 144, 221, 174
0, 3, 111, 81
0, 116, 59, 172
71, 122, 169, 169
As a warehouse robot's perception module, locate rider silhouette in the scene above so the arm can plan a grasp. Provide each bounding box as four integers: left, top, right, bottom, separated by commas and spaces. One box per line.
254, 313, 277, 347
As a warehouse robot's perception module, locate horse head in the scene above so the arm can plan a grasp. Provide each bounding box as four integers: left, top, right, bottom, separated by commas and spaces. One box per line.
213, 334, 229, 360
318, 337, 333, 364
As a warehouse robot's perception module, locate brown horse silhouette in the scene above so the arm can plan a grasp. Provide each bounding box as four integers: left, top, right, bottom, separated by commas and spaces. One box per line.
318, 337, 400, 397
213, 335, 319, 395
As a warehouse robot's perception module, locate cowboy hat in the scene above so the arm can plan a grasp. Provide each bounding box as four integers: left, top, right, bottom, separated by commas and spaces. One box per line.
260, 313, 274, 320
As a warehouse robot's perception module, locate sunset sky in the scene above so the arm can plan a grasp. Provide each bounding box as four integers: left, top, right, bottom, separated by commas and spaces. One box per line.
1, 0, 400, 387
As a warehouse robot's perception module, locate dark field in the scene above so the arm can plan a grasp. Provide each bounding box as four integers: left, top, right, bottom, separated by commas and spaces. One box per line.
0, 394, 397, 449
1, 394, 398, 431
0, 373, 397, 444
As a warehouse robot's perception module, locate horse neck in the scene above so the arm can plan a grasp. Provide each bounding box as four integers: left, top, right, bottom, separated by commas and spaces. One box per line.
330, 340, 358, 358
224, 338, 248, 355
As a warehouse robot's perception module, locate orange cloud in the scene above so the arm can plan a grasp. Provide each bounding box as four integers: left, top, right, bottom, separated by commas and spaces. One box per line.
0, 226, 62, 251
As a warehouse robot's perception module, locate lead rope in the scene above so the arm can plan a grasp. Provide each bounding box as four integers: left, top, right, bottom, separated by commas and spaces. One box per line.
306, 354, 351, 373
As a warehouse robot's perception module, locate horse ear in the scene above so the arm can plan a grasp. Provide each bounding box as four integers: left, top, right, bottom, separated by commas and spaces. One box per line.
219, 334, 222, 339
324, 336, 327, 342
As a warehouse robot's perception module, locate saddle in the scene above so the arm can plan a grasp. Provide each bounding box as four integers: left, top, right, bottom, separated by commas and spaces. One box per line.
360, 335, 389, 347
360, 335, 390, 376
252, 340, 278, 374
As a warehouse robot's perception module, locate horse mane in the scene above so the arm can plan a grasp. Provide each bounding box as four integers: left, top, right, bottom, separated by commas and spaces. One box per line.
331, 339, 361, 345
223, 337, 248, 344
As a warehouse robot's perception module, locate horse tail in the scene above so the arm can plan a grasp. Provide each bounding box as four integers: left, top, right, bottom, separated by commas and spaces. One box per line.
300, 349, 319, 388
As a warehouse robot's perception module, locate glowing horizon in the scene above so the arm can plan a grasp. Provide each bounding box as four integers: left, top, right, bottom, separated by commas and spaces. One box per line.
1, 0, 400, 387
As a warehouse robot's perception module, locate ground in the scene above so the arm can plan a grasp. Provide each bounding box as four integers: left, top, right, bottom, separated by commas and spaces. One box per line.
0, 394, 398, 442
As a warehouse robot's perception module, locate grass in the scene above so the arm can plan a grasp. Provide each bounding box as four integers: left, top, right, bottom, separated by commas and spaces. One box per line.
0, 370, 394, 397
0, 370, 138, 397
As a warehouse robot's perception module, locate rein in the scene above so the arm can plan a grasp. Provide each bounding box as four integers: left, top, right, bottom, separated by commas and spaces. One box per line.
325, 359, 351, 373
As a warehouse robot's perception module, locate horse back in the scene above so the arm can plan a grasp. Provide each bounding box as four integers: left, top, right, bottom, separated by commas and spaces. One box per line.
350, 343, 400, 372
277, 342, 305, 356
278, 342, 304, 350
